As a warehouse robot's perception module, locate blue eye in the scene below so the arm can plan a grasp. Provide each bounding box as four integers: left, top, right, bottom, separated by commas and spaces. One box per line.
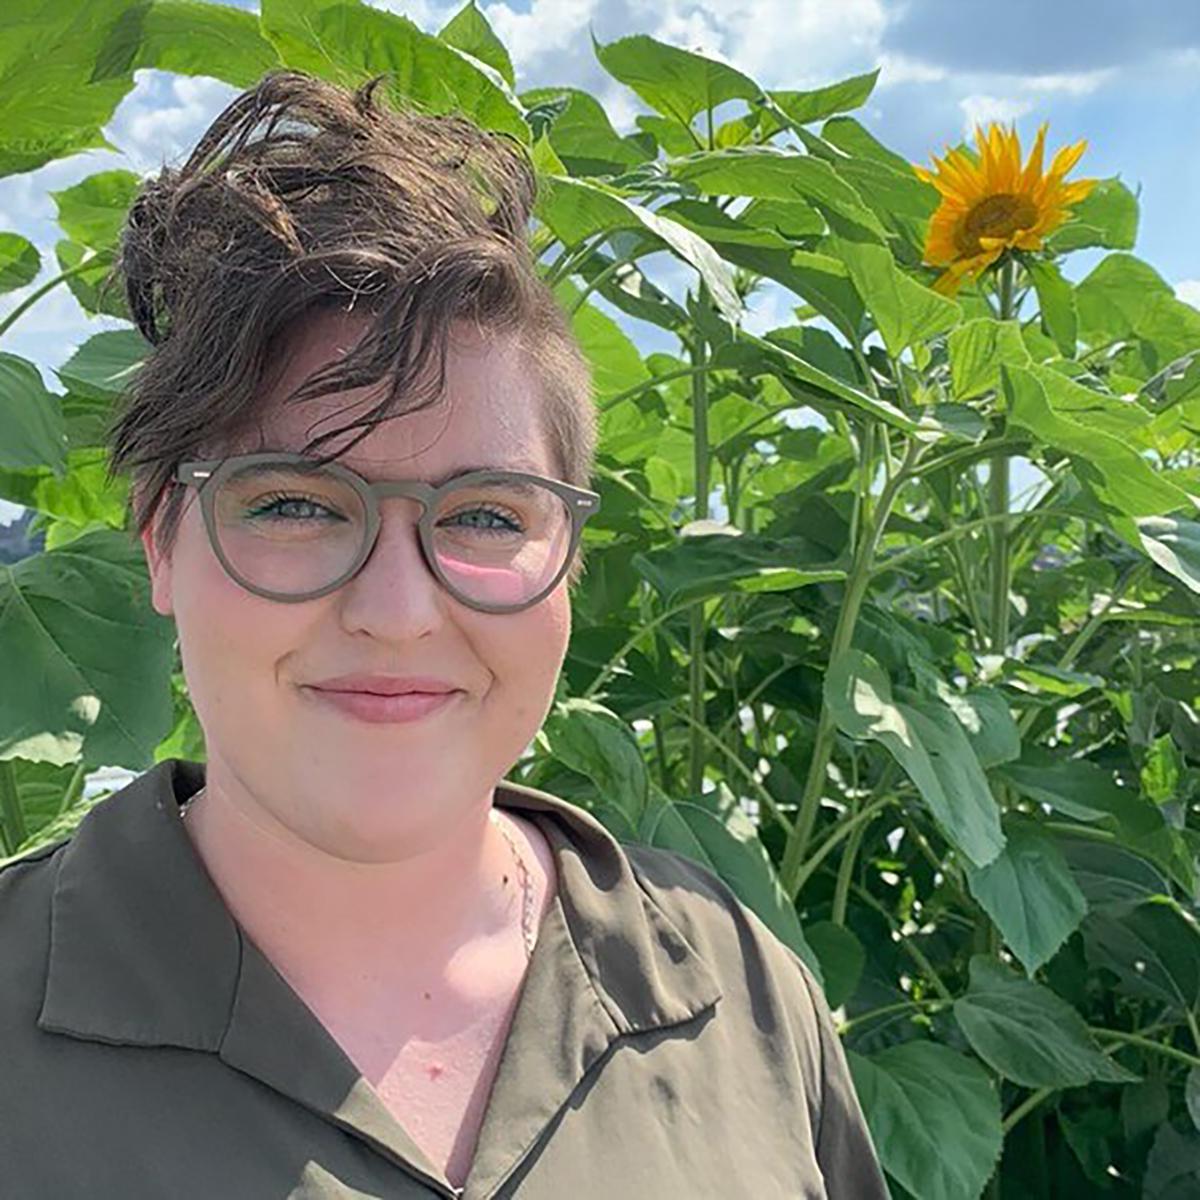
245, 493, 347, 522
442, 505, 523, 533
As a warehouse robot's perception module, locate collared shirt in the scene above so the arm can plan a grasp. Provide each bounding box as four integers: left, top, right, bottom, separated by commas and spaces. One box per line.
0, 758, 888, 1199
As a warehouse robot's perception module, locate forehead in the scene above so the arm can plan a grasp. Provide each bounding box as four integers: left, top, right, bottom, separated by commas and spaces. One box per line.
232, 310, 552, 477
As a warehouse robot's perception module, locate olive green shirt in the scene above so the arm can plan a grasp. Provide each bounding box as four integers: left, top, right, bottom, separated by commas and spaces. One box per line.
0, 758, 888, 1199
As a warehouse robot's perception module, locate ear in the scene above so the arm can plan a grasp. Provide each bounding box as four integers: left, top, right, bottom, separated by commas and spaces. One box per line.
140, 513, 175, 618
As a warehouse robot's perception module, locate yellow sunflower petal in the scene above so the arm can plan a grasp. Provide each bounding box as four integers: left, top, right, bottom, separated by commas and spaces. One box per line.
1020, 123, 1048, 193
1048, 138, 1088, 180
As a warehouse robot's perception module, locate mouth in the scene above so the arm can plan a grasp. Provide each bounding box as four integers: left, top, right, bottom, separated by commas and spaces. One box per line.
301, 685, 464, 725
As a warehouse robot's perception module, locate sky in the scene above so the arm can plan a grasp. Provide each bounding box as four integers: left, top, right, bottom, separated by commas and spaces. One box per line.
2, 0, 1200, 525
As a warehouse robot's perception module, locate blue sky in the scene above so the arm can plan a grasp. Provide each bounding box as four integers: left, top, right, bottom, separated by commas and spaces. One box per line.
2, 0, 1199, 523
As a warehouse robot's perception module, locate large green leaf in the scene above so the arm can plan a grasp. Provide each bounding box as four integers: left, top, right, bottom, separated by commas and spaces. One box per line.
0, 353, 67, 473
848, 1040, 1003, 1200
438, 0, 513, 87
1144, 1123, 1200, 1200
260, 0, 527, 141
50, 170, 141, 250
522, 87, 646, 177
954, 956, 1137, 1088
1138, 516, 1200, 596
54, 330, 150, 401
1003, 364, 1191, 519
592, 33, 761, 126
536, 175, 741, 322
539, 697, 648, 827
949, 319, 1031, 401
643, 793, 821, 980
1025, 259, 1078, 358
1058, 837, 1170, 914
804, 919, 865, 1007
1048, 178, 1139, 253
824, 650, 1004, 867
0, 0, 136, 177
965, 818, 1088, 975
1076, 253, 1200, 367
633, 528, 844, 607
0, 529, 175, 768
669, 147, 887, 243
0, 232, 40, 293
764, 70, 879, 128
1084, 899, 1200, 1013
830, 237, 960, 358
131, 0, 281, 86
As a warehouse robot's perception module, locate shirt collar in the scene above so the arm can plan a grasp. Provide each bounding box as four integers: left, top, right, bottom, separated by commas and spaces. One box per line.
38, 757, 722, 1050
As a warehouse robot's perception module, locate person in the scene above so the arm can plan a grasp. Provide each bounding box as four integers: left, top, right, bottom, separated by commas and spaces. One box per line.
0, 70, 889, 1199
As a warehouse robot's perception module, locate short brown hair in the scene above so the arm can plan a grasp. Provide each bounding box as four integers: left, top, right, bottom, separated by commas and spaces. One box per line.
105, 69, 596, 587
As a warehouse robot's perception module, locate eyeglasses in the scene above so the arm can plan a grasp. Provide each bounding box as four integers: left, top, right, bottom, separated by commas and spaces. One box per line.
174, 452, 602, 614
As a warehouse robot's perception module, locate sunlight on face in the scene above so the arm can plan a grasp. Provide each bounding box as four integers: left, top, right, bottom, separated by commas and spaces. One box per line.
143, 310, 573, 857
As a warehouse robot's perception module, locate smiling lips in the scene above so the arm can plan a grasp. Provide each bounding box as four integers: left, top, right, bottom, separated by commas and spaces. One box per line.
303, 674, 464, 724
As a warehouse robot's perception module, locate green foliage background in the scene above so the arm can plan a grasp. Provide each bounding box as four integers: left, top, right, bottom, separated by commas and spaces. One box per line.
2, 3, 1200, 1196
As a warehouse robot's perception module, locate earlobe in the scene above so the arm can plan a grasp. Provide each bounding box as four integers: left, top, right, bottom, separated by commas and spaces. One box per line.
139, 523, 174, 618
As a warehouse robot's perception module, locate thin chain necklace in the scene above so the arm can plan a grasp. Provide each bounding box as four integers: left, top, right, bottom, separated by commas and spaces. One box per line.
179, 789, 536, 960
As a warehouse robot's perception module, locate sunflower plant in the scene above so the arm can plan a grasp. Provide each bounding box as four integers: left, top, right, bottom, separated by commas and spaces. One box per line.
2, 5, 1200, 1198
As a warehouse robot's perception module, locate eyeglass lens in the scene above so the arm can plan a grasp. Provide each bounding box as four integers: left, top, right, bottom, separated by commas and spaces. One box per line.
210, 461, 574, 608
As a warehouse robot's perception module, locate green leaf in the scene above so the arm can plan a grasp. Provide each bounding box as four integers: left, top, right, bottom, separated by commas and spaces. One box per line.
536, 175, 741, 323
1048, 178, 1139, 253
965, 818, 1088, 975
1142, 733, 1184, 804
833, 238, 960, 358
1145, 1123, 1200, 1200
438, 0, 514, 87
0, 529, 175, 769
54, 241, 127, 321
131, 0, 281, 86
0, 448, 128, 529
1032, 363, 1152, 440
643, 794, 821, 980
1025, 259, 1078, 358
592, 33, 761, 127
1138, 516, 1200, 596
0, 353, 67, 473
804, 919, 865, 1007
54, 330, 150, 400
1187, 1067, 1200, 1131
633, 529, 844, 607
260, 0, 528, 141
822, 115, 918, 176
0, 0, 135, 177
954, 956, 1137, 1087
540, 697, 648, 827
848, 1040, 1002, 1200
1084, 899, 1200, 1012
948, 318, 1032, 401
522, 87, 645, 177
1003, 364, 1191, 519
50, 170, 141, 249
764, 70, 879, 128
1076, 252, 1200, 367
1058, 837, 1170, 914
824, 650, 1005, 867
944, 686, 1021, 768
0, 232, 40, 293
668, 147, 887, 243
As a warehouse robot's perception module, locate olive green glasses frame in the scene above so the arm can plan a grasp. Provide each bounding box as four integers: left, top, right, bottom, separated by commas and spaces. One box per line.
174, 452, 603, 614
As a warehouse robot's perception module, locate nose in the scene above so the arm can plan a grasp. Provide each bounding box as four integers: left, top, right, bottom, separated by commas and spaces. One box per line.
333, 498, 450, 638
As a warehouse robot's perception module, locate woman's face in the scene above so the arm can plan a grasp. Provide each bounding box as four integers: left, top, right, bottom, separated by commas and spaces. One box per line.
142, 310, 573, 857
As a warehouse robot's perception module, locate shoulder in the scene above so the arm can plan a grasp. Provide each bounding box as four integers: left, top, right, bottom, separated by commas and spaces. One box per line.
619, 837, 827, 1076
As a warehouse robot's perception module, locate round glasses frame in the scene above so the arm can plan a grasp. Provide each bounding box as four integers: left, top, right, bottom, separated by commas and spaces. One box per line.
174, 452, 603, 614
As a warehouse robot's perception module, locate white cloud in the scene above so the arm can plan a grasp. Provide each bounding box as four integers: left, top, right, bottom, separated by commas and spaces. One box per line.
486, 0, 603, 75
1018, 68, 1115, 95
877, 53, 948, 87
959, 94, 1033, 134
1175, 280, 1200, 309
110, 73, 241, 172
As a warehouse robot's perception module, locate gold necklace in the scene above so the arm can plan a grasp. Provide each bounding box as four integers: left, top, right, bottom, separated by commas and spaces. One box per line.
179, 790, 536, 960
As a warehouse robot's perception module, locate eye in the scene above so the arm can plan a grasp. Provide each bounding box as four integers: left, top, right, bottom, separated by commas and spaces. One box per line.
246, 493, 347, 522
441, 504, 524, 533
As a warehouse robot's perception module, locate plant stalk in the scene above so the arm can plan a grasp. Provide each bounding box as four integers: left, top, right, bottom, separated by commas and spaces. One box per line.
687, 315, 711, 796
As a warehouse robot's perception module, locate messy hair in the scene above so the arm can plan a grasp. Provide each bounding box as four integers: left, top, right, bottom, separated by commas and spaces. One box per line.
104, 69, 597, 587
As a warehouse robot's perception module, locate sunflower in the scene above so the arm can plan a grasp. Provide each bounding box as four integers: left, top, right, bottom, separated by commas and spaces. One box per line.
914, 122, 1097, 296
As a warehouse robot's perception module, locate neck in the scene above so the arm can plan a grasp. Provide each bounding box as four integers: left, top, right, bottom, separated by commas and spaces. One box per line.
179, 760, 537, 1010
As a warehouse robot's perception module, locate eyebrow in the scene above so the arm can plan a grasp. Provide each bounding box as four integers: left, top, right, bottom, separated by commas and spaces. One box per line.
249, 447, 550, 487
